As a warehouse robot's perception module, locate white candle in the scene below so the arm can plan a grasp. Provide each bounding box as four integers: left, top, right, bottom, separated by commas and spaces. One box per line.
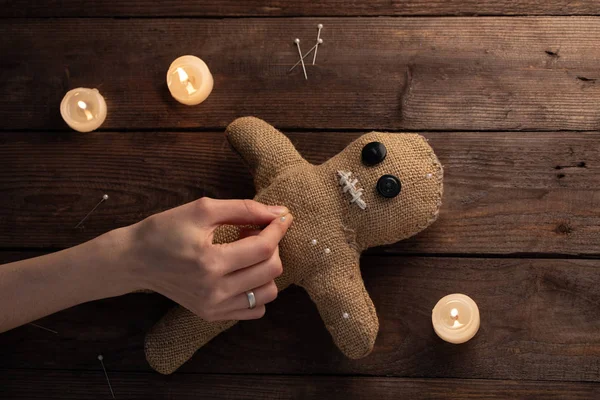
167, 55, 213, 106
60, 88, 107, 132
432, 293, 480, 344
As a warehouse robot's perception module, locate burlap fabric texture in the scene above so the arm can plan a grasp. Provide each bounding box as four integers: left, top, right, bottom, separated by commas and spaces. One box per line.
145, 117, 444, 374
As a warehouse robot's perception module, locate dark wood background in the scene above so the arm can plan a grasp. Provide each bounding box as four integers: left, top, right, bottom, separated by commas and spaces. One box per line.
1, 1, 600, 399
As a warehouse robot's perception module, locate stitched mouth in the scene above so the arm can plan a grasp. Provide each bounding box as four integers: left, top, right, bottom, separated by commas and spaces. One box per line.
337, 170, 367, 210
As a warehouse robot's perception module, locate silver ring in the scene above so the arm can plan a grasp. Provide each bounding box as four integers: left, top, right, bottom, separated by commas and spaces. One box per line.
246, 291, 256, 309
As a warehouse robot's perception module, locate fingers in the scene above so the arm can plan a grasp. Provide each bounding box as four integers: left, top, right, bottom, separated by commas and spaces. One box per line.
216, 281, 278, 314
223, 246, 283, 295
218, 212, 293, 273
194, 197, 288, 228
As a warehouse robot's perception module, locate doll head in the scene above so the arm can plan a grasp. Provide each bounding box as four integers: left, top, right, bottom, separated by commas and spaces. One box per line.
324, 131, 443, 249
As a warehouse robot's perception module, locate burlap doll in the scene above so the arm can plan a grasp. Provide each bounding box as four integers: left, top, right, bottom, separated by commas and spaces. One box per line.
145, 117, 443, 374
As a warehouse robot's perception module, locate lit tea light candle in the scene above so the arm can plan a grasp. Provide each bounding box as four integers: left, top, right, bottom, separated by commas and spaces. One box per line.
432, 293, 480, 344
60, 88, 107, 132
167, 55, 213, 106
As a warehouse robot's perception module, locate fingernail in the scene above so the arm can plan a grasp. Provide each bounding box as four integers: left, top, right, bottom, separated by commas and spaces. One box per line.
279, 213, 292, 223
268, 205, 288, 215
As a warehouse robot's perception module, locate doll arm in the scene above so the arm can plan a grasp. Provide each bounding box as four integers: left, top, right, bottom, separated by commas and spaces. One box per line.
226, 117, 309, 191
299, 253, 379, 359
145, 306, 238, 375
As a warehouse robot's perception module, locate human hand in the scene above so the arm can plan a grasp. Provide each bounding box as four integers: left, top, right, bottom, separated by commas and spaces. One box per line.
123, 197, 292, 321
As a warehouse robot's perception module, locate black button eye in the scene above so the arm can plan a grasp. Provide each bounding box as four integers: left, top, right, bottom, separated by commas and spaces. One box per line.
377, 175, 402, 198
362, 142, 387, 166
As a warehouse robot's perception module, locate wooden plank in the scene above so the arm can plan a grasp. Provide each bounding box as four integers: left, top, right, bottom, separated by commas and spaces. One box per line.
1, 130, 600, 255
2, 17, 600, 131
1, 371, 598, 400
2, 255, 599, 381
0, 251, 47, 263
2, 1, 600, 17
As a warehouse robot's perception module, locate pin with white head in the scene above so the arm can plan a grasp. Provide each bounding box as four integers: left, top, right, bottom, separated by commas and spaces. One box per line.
313, 24, 324, 65
97, 354, 115, 399
75, 194, 109, 229
289, 39, 324, 72
28, 322, 58, 334
293, 38, 308, 80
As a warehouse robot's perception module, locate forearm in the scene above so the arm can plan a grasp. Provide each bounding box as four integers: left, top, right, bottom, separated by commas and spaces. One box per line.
0, 227, 138, 333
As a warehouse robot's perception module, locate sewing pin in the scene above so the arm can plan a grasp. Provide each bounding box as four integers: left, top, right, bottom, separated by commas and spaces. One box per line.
28, 322, 58, 334
98, 354, 116, 399
293, 38, 308, 80
312, 24, 323, 65
75, 194, 108, 228
289, 39, 323, 72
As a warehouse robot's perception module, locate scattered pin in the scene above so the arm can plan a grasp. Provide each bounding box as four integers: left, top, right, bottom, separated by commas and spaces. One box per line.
289, 39, 324, 72
342, 312, 350, 319
28, 322, 58, 334
98, 354, 115, 399
312, 24, 324, 65
324, 248, 331, 254
293, 38, 308, 80
311, 239, 318, 245
426, 173, 433, 179
75, 194, 109, 229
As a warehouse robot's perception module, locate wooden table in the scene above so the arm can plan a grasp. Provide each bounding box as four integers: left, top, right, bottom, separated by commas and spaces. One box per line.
1, 1, 600, 398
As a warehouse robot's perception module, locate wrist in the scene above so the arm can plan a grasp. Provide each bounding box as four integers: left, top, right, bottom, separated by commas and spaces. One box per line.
92, 225, 145, 295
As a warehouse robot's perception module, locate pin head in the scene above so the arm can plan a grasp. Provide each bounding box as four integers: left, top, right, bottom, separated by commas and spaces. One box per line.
102, 194, 109, 200
97, 354, 104, 361
318, 24, 324, 29
318, 38, 324, 44
294, 38, 300, 44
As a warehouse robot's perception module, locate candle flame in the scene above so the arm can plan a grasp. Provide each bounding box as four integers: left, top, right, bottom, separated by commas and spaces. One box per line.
450, 308, 464, 328
176, 67, 189, 83
77, 100, 94, 121
450, 308, 459, 319
176, 67, 198, 95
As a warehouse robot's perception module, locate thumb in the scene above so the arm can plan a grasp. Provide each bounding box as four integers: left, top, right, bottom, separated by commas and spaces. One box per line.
196, 198, 288, 228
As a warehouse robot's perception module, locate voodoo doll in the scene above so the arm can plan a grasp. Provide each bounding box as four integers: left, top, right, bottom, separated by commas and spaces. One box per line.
145, 117, 443, 374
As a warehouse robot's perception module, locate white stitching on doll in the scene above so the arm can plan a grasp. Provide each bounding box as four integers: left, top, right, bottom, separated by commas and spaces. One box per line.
337, 170, 367, 210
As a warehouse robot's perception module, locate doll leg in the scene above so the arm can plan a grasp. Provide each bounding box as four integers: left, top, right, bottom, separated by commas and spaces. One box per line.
145, 306, 238, 374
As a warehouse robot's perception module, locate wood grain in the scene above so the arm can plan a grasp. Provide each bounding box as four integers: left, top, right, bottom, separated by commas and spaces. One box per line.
1, 371, 599, 400
2, 254, 599, 381
1, 130, 599, 255
3, 18, 600, 131
2, 0, 600, 17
